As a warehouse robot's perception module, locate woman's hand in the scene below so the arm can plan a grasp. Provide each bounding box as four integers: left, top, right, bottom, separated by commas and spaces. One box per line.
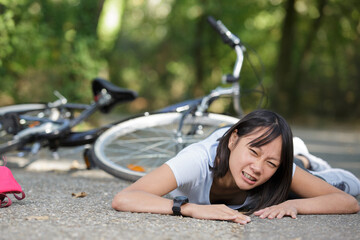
253, 200, 298, 219
182, 203, 251, 224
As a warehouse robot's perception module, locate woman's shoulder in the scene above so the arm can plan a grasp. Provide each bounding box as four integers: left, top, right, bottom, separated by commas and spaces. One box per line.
166, 140, 212, 170
165, 127, 229, 181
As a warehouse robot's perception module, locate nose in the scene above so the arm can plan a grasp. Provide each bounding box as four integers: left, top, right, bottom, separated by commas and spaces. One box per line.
250, 160, 262, 174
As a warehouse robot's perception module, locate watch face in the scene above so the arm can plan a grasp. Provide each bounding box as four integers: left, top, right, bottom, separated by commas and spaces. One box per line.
175, 196, 188, 201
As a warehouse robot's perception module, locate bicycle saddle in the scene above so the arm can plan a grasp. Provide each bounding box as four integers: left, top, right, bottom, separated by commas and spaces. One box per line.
92, 78, 138, 113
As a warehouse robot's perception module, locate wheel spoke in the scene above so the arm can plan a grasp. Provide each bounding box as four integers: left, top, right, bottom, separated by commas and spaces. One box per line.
107, 139, 178, 159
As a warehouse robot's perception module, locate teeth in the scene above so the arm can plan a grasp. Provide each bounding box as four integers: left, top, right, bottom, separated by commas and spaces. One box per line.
243, 172, 256, 181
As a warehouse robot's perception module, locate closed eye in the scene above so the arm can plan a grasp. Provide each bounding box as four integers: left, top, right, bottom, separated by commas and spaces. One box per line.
267, 161, 278, 168
249, 148, 258, 156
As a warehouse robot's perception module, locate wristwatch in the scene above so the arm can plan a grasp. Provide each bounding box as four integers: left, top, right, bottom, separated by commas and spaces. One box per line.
172, 196, 189, 216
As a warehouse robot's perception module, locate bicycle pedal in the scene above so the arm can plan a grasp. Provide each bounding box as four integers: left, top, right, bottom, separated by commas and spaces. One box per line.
83, 147, 97, 170
30, 142, 41, 155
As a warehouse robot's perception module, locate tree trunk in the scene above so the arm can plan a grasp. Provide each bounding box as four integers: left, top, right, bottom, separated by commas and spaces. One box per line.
292, 0, 327, 114
192, 14, 206, 97
272, 0, 297, 116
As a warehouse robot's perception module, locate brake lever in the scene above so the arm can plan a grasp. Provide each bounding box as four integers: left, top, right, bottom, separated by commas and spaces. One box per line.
48, 91, 68, 108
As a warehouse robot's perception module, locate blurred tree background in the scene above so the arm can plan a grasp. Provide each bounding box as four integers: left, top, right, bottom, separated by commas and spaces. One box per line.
0, 0, 359, 124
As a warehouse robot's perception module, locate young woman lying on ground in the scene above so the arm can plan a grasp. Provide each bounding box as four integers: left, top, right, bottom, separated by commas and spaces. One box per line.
112, 110, 360, 224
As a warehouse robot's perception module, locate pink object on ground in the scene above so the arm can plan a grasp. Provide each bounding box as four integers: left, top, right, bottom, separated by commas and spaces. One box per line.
0, 157, 25, 208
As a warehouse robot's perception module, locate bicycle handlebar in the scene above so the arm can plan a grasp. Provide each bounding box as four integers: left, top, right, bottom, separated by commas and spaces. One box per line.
207, 16, 241, 48
207, 16, 246, 85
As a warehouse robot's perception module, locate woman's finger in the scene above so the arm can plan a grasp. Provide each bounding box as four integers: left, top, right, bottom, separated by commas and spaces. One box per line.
254, 208, 267, 216
267, 210, 279, 219
233, 215, 251, 224
219, 206, 251, 223
276, 210, 286, 219
253, 210, 263, 216
259, 207, 278, 219
289, 210, 297, 219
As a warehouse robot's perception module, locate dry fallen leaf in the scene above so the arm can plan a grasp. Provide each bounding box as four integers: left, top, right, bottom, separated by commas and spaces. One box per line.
70, 160, 81, 170
25, 216, 49, 221
72, 192, 88, 198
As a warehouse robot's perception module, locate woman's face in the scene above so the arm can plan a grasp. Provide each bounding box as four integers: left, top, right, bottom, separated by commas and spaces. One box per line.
228, 127, 282, 190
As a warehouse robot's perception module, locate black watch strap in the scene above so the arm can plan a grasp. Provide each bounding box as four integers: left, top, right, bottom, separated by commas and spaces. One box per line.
172, 196, 189, 216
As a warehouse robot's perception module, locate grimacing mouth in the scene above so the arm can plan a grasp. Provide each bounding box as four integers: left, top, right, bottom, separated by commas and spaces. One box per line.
242, 171, 257, 181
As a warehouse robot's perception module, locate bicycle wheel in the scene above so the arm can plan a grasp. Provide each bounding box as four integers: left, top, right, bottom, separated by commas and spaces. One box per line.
0, 104, 47, 116
0, 103, 77, 153
0, 104, 48, 153
92, 112, 239, 181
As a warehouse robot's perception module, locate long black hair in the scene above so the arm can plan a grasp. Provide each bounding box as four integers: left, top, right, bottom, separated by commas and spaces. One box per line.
212, 109, 293, 214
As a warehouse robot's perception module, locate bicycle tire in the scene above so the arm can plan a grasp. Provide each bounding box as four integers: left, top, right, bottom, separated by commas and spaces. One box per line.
91, 112, 239, 181
0, 104, 48, 153
0, 104, 47, 116
0, 103, 77, 153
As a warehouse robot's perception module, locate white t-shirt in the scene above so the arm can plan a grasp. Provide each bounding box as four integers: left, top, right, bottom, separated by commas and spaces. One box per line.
165, 127, 297, 209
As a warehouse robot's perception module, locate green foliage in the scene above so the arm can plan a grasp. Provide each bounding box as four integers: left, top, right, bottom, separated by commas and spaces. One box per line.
273, 0, 360, 121
0, 0, 104, 104
0, 0, 359, 122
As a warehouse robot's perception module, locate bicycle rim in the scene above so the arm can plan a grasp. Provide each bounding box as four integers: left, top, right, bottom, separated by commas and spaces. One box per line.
0, 104, 47, 116
0, 104, 46, 150
92, 112, 239, 181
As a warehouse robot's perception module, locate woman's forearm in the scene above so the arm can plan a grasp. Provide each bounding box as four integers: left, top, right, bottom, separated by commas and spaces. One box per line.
290, 193, 359, 215
112, 190, 252, 224
254, 192, 359, 219
112, 190, 174, 215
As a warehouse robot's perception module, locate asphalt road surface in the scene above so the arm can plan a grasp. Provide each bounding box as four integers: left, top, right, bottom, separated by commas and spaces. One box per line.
1, 126, 359, 240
